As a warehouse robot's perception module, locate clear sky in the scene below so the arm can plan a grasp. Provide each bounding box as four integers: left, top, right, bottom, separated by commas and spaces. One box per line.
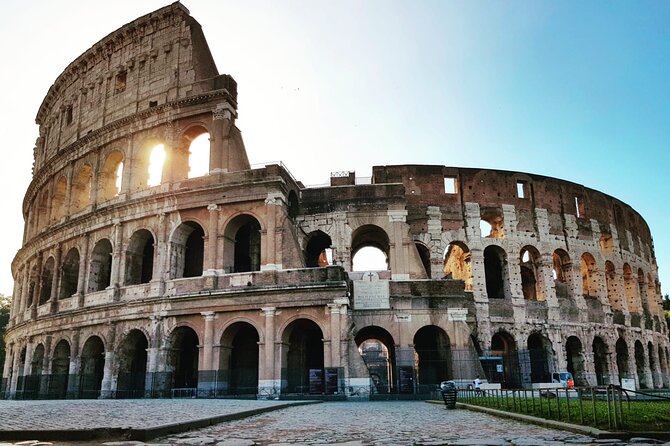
0, 0, 668, 296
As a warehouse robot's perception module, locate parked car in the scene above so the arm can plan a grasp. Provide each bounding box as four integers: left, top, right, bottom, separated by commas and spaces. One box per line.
551, 372, 575, 388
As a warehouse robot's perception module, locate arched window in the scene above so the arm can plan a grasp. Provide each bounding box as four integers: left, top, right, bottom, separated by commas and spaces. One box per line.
37, 191, 49, 231
484, 245, 509, 299
39, 257, 55, 305
520, 246, 543, 301
187, 133, 210, 179
88, 239, 113, 292
170, 222, 205, 279
51, 176, 67, 223
147, 144, 165, 187
623, 264, 639, 313
71, 164, 93, 213
443, 242, 472, 291
351, 225, 390, 272
480, 211, 504, 239
581, 253, 598, 298
304, 230, 333, 267
605, 261, 621, 310
552, 249, 571, 298
125, 230, 154, 285
60, 248, 80, 299
223, 215, 262, 273
173, 127, 210, 180
99, 150, 124, 201
414, 242, 431, 278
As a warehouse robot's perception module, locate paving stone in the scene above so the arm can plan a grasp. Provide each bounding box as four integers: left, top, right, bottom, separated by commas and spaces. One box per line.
447, 440, 510, 446
103, 442, 147, 446
630, 440, 662, 444
215, 440, 257, 446
175, 438, 217, 446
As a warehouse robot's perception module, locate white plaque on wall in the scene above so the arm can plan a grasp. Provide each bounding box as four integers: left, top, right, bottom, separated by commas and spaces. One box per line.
353, 272, 390, 310
447, 308, 468, 321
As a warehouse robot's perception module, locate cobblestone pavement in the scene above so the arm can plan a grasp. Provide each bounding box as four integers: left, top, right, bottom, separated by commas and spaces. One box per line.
0, 399, 289, 430
1, 401, 668, 446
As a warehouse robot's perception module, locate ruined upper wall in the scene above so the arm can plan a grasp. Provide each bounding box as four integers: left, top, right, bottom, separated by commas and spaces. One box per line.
33, 2, 227, 173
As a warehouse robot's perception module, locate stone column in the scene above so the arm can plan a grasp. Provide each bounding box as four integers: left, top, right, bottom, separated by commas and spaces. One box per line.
31, 254, 43, 320
20, 264, 30, 317
9, 344, 22, 398
100, 351, 115, 399
201, 312, 216, 372
328, 303, 341, 368
49, 245, 61, 313
153, 213, 168, 296
388, 209, 409, 280
76, 233, 90, 307
2, 344, 13, 394
110, 220, 123, 300
262, 192, 283, 271
260, 307, 277, 394
67, 330, 81, 398
204, 204, 219, 273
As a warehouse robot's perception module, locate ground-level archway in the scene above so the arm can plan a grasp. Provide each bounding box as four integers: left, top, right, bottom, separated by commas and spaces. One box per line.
49, 340, 70, 399
79, 336, 105, 398
354, 326, 397, 394
490, 331, 519, 388
168, 327, 200, 394
281, 319, 324, 394
527, 333, 553, 383
115, 330, 148, 398
592, 336, 610, 385
218, 322, 260, 396
565, 336, 586, 386
413, 326, 451, 393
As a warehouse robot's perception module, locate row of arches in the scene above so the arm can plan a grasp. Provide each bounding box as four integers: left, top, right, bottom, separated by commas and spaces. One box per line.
28, 127, 212, 238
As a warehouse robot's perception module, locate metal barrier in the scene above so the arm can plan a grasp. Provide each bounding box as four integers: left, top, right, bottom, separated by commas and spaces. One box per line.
460, 384, 670, 431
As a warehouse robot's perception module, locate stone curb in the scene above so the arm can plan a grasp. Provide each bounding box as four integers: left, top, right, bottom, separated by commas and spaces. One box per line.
426, 400, 622, 440
0, 400, 322, 442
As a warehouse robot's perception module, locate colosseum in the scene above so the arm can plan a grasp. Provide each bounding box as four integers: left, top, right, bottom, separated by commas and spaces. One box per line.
2, 3, 669, 400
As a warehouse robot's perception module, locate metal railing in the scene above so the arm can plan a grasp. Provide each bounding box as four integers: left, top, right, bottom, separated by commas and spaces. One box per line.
459, 384, 670, 431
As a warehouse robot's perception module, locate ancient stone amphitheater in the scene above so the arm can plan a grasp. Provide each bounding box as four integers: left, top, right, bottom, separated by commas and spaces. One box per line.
3, 3, 668, 400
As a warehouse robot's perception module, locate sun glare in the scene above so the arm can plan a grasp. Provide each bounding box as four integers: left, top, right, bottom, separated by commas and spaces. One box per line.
188, 133, 210, 178
148, 144, 165, 187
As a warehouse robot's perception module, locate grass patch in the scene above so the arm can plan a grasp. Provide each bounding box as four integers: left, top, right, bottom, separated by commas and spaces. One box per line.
461, 392, 670, 431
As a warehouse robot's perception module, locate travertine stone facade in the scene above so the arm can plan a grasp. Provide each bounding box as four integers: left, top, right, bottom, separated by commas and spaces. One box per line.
3, 3, 669, 400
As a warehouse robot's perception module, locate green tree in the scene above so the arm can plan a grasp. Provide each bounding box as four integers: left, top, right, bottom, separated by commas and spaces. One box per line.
0, 294, 10, 377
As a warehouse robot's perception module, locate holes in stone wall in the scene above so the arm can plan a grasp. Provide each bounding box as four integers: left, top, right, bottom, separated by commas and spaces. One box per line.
605, 260, 621, 310
581, 253, 597, 298
115, 71, 127, 94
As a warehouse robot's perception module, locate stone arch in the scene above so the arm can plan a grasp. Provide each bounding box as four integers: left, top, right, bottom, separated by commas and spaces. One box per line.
27, 343, 46, 398
124, 229, 155, 285
490, 330, 519, 388
115, 329, 149, 398
616, 337, 630, 383
304, 230, 333, 267
647, 341, 657, 388
130, 137, 167, 190
565, 335, 586, 386
354, 325, 397, 394
592, 336, 610, 385
71, 163, 93, 213
37, 189, 49, 230
169, 221, 205, 279
281, 318, 325, 394
552, 249, 572, 298
527, 332, 553, 383
223, 214, 262, 273
39, 256, 55, 305
219, 321, 260, 395
99, 150, 124, 201
79, 335, 105, 398
443, 241, 472, 290
88, 238, 113, 292
49, 339, 71, 399
581, 252, 598, 299
480, 208, 504, 239
484, 245, 509, 299
60, 247, 80, 299
414, 241, 431, 278
520, 245, 543, 301
414, 325, 451, 391
167, 326, 200, 391
51, 176, 68, 223
180, 125, 211, 180
634, 340, 648, 389
351, 224, 391, 272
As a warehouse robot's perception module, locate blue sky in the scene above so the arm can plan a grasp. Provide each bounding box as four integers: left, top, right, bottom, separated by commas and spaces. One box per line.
0, 0, 668, 296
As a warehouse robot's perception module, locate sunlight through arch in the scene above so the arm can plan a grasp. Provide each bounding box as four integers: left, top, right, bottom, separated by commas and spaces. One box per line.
147, 144, 165, 187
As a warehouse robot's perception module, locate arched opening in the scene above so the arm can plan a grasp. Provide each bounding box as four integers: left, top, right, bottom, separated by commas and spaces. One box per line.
484, 245, 509, 299
658, 346, 668, 387
635, 340, 648, 389
520, 246, 543, 301
646, 273, 657, 314
351, 225, 390, 272
124, 229, 154, 285
37, 191, 49, 230
51, 176, 67, 223
552, 249, 572, 299
592, 337, 610, 385
490, 332, 519, 388
99, 150, 124, 201
170, 222, 205, 279
527, 333, 553, 383
147, 144, 166, 187
637, 269, 648, 312
115, 329, 148, 398
287, 190, 299, 221
28, 265, 38, 307
172, 127, 210, 180
282, 319, 324, 394
25, 344, 45, 398
414, 242, 431, 278
355, 326, 397, 394
79, 336, 105, 398
414, 326, 451, 392
219, 322, 260, 396
599, 234, 614, 254
648, 341, 657, 388
49, 340, 70, 399
168, 327, 199, 392
565, 336, 586, 386
39, 257, 55, 305
581, 253, 598, 299
187, 133, 210, 179
623, 264, 639, 314
480, 211, 504, 239
88, 239, 113, 292
223, 215, 261, 273
605, 261, 622, 310
59, 248, 80, 299
71, 164, 93, 213
616, 338, 630, 383
443, 242, 472, 290
304, 230, 332, 267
